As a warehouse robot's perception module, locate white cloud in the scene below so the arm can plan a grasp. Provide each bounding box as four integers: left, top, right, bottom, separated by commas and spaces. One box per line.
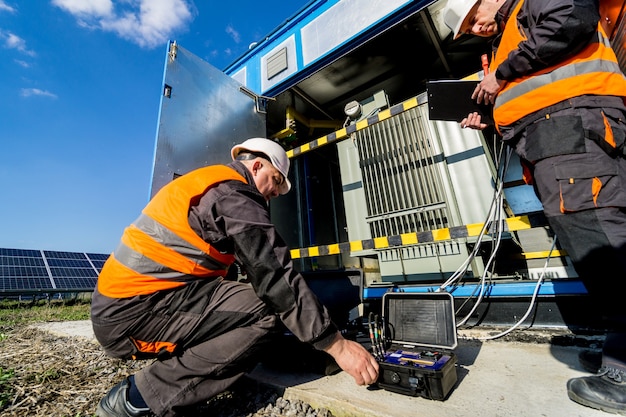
1, 31, 36, 56
0, 1, 16, 13
53, 0, 194, 49
225, 25, 240, 43
20, 88, 58, 99
51, 0, 112, 17
14, 59, 30, 68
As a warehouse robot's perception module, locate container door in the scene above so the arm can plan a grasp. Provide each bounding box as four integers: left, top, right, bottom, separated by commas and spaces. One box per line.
150, 41, 266, 197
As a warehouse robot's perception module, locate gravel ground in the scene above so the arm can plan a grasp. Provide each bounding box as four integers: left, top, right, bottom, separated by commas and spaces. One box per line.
0, 325, 335, 417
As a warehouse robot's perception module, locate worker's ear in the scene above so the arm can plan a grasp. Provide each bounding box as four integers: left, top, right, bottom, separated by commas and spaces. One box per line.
251, 159, 263, 175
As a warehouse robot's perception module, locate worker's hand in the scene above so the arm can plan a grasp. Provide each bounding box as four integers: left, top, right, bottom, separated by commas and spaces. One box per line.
323, 332, 379, 386
462, 71, 505, 130
461, 112, 488, 130
471, 72, 504, 105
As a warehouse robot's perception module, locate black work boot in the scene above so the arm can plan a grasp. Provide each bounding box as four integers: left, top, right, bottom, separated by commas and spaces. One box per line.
579, 349, 602, 374
567, 367, 626, 415
96, 378, 153, 417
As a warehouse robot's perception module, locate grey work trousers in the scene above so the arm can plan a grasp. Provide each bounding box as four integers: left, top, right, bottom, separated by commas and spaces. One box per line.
91, 278, 277, 417
512, 102, 626, 370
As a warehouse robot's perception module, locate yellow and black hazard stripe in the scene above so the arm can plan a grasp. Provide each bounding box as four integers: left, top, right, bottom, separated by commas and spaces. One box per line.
286, 96, 423, 159
290, 213, 562, 259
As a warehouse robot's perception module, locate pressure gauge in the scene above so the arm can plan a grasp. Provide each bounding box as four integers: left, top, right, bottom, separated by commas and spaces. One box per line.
344, 100, 362, 120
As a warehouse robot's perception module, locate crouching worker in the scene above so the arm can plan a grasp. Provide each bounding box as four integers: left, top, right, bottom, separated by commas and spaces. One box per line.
92, 137, 379, 417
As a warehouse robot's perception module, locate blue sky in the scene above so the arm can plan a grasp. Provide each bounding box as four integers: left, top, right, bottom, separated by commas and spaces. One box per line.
0, 0, 308, 254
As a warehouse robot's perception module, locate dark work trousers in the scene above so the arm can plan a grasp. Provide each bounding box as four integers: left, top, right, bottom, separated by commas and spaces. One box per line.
513, 104, 626, 372
91, 278, 278, 417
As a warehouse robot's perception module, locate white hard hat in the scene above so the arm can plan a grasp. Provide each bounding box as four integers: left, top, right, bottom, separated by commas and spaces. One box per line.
443, 0, 479, 39
231, 137, 292, 194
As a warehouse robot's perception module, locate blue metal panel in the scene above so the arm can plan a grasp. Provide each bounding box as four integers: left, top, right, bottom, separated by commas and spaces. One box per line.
502, 151, 543, 214
363, 279, 589, 300
224, 0, 435, 96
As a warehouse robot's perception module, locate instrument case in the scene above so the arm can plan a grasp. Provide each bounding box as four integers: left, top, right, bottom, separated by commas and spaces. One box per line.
376, 292, 458, 400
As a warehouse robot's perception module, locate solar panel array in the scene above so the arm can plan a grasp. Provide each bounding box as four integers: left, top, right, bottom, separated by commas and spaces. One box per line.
0, 247, 109, 294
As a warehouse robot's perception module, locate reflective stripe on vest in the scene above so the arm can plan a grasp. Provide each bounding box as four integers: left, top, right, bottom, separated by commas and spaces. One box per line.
97, 165, 247, 298
491, 0, 626, 129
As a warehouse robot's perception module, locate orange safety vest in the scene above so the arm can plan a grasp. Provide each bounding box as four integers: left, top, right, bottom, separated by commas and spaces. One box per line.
97, 165, 248, 298
491, 0, 626, 131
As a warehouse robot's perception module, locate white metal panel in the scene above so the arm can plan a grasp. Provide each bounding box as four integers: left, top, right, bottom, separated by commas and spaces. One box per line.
301, 0, 412, 66
231, 67, 246, 87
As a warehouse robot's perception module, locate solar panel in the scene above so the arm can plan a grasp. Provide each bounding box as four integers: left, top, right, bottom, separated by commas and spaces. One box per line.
0, 248, 41, 257
86, 253, 109, 272
0, 247, 109, 295
86, 253, 110, 261
43, 250, 91, 260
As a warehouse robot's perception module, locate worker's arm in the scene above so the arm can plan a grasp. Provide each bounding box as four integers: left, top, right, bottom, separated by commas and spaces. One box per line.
191, 163, 379, 384
323, 331, 380, 386
222, 189, 382, 386
464, 0, 599, 128
230, 220, 339, 347
191, 168, 339, 349
496, 0, 599, 81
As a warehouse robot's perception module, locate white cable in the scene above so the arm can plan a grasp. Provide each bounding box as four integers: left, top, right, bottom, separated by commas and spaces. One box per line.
455, 145, 514, 326
456, 173, 507, 326
478, 236, 558, 340
438, 142, 510, 294
431, 131, 553, 338
436, 145, 508, 291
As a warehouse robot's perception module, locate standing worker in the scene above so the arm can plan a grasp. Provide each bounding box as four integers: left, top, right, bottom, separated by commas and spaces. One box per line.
443, 0, 626, 414
91, 137, 379, 417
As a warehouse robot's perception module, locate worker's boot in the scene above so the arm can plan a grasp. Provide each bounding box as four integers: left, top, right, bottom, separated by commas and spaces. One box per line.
96, 378, 153, 417
567, 367, 626, 415
579, 349, 602, 374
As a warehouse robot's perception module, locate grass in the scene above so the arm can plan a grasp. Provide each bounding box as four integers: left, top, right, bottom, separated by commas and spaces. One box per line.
0, 296, 91, 330
0, 367, 14, 409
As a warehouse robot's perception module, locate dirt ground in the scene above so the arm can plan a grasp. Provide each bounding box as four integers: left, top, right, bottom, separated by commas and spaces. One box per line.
0, 325, 293, 417
0, 325, 149, 416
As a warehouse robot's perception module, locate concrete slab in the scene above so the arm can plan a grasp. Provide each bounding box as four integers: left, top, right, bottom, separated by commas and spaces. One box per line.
250, 339, 604, 417
32, 320, 97, 342
35, 320, 609, 417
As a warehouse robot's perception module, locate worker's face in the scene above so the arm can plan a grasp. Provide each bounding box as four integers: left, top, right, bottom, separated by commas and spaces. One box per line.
460, 0, 500, 38
252, 159, 286, 201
